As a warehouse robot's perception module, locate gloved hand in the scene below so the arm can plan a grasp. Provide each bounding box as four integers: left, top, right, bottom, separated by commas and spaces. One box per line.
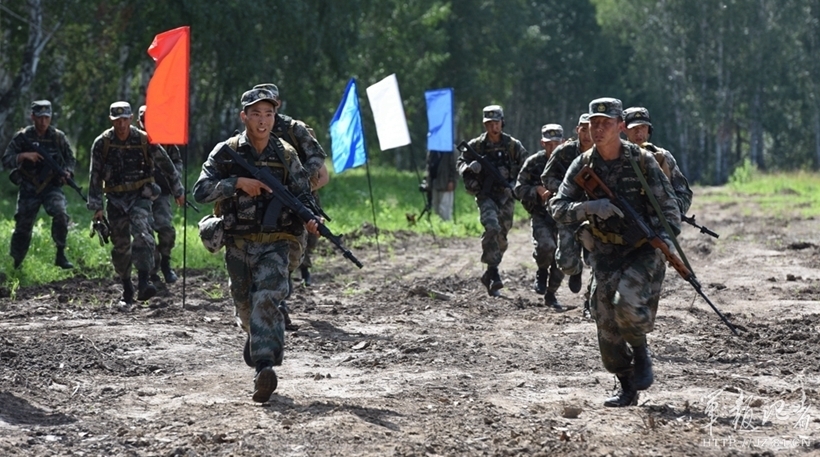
583, 199, 624, 219
468, 161, 481, 173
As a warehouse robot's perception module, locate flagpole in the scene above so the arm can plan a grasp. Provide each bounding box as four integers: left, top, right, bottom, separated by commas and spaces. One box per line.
361, 140, 381, 261
181, 144, 188, 309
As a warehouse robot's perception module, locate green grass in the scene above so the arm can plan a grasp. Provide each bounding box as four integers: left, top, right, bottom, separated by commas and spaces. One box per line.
695, 160, 820, 218
1, 161, 530, 289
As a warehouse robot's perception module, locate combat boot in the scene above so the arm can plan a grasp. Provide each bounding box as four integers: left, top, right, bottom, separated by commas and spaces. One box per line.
604, 373, 638, 407
160, 255, 178, 284
544, 291, 564, 312
55, 247, 74, 269
122, 278, 135, 304
568, 271, 582, 293
253, 361, 278, 403
632, 344, 654, 391
533, 268, 547, 295
481, 267, 502, 297
300, 265, 312, 287
136, 270, 157, 301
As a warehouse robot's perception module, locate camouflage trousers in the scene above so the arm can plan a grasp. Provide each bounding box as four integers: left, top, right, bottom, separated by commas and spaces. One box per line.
226, 237, 295, 366
588, 242, 666, 374
299, 231, 318, 269
476, 195, 515, 267
555, 222, 583, 276
530, 212, 564, 292
151, 193, 176, 274
107, 197, 155, 279
10, 187, 70, 262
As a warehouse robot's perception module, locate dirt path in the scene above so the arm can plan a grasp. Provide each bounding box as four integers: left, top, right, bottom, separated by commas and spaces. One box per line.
1, 188, 819, 456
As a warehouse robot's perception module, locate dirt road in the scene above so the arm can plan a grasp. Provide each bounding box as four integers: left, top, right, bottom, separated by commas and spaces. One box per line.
1, 189, 819, 456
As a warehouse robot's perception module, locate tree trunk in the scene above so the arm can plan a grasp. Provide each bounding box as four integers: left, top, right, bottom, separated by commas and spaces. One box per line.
0, 0, 58, 132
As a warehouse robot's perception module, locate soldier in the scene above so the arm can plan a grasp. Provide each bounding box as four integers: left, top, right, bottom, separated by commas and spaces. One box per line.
622, 107, 693, 215
193, 88, 320, 403
2, 100, 76, 270
514, 123, 565, 310
550, 97, 680, 407
457, 105, 527, 296
541, 114, 593, 304
87, 102, 184, 304
425, 149, 457, 221
138, 105, 184, 284
253, 83, 328, 330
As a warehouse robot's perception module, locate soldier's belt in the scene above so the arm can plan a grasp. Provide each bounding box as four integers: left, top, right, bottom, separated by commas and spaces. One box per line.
591, 226, 647, 248
230, 231, 299, 249
103, 177, 154, 193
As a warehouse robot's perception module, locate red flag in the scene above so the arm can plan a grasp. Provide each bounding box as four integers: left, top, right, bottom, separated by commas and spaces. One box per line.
145, 26, 189, 144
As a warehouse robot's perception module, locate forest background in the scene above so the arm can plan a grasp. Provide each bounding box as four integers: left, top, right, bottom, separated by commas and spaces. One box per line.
3, 0, 820, 186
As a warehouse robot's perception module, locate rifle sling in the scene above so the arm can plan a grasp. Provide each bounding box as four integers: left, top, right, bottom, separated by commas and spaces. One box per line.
625, 147, 691, 271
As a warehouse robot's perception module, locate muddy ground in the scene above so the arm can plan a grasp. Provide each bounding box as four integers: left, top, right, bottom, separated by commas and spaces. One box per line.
1, 188, 819, 457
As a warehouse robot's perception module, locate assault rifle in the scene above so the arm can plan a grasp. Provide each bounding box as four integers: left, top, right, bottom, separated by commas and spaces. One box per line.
18, 135, 87, 202
573, 165, 739, 335
682, 214, 719, 238
457, 141, 516, 198
216, 144, 363, 269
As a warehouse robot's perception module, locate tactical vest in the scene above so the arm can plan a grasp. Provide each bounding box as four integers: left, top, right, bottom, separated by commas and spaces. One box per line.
101, 126, 154, 193
12, 126, 67, 193
580, 143, 656, 241
216, 134, 300, 235
475, 133, 517, 182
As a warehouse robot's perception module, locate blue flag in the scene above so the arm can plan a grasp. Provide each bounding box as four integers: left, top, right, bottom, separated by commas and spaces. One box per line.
330, 78, 366, 173
425, 88, 454, 152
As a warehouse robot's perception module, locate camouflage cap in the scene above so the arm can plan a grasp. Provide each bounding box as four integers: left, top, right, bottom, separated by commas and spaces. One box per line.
541, 123, 564, 142
241, 88, 278, 109
588, 97, 623, 119
577, 113, 590, 125
624, 106, 652, 129
252, 83, 281, 106
109, 101, 133, 120
138, 105, 147, 121
482, 105, 503, 123
31, 100, 52, 117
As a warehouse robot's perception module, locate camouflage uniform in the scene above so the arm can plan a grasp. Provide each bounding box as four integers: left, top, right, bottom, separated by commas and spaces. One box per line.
514, 149, 563, 296
272, 112, 327, 275
193, 129, 311, 370
2, 103, 76, 268
88, 119, 183, 286
551, 139, 680, 376
542, 137, 588, 277
458, 131, 527, 267
623, 106, 693, 216
150, 144, 184, 280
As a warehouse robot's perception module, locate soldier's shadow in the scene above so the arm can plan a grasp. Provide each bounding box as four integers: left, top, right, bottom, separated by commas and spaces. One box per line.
261, 395, 402, 431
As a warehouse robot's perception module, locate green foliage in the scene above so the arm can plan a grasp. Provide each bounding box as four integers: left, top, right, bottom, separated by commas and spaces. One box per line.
701, 170, 820, 218
728, 159, 758, 187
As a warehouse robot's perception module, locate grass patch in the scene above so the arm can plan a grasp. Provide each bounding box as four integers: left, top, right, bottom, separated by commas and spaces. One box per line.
697, 163, 820, 218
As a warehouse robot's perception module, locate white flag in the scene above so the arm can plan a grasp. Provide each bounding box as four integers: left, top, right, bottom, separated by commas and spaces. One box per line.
366, 74, 411, 150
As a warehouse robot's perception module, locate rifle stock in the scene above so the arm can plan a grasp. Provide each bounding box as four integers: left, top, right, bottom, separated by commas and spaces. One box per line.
19, 135, 87, 202
573, 165, 739, 336
217, 143, 362, 269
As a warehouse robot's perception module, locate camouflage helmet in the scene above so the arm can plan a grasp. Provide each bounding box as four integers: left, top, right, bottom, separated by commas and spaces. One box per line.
31, 100, 52, 117
109, 101, 132, 120
588, 97, 623, 119
198, 214, 225, 253
482, 105, 503, 123
240, 88, 278, 109
541, 123, 564, 142
624, 106, 653, 135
